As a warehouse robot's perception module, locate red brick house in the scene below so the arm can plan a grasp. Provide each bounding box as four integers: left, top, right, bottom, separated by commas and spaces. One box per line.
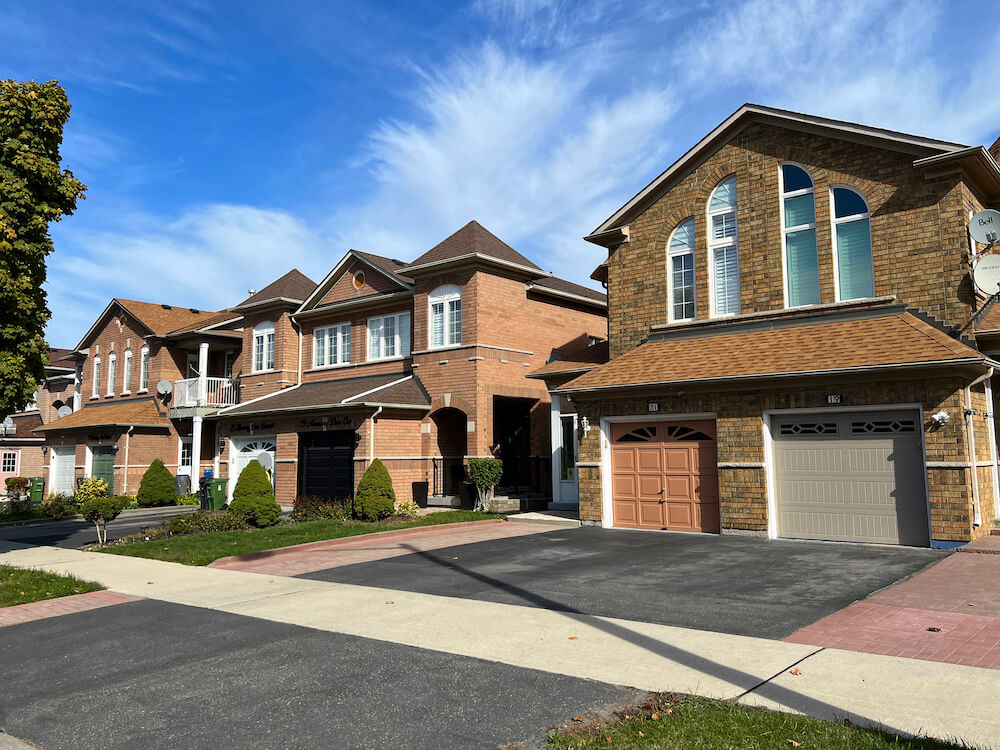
214, 221, 607, 506
561, 104, 1000, 548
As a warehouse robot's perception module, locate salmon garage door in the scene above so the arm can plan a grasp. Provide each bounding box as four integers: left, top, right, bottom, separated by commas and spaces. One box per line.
610, 420, 720, 532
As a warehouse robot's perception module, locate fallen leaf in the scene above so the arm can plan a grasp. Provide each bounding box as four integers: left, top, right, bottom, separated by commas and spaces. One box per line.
638, 731, 645, 737
606, 737, 612, 744
146, 581, 154, 585
568, 636, 579, 640
787, 741, 801, 747
572, 715, 583, 722
268, 579, 275, 583
968, 603, 976, 607
386, 600, 395, 605
789, 667, 803, 676
651, 712, 660, 720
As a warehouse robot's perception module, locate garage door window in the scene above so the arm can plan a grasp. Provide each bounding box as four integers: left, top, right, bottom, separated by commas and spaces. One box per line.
850, 419, 916, 434
778, 421, 838, 436
616, 426, 657, 442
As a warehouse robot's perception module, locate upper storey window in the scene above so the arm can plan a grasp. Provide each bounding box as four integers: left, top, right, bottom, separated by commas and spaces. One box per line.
667, 219, 696, 321
122, 349, 132, 393
781, 164, 820, 307
139, 346, 149, 391
368, 312, 411, 360
832, 187, 874, 300
429, 285, 462, 348
707, 176, 740, 316
315, 322, 351, 367
106, 352, 116, 396
92, 357, 101, 398
253, 321, 275, 373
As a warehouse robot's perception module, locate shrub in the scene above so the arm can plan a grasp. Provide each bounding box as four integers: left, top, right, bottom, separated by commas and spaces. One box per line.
41, 492, 74, 519
137, 459, 177, 507
393, 499, 420, 518
353, 459, 395, 521
80, 495, 129, 544
76, 476, 109, 505
468, 458, 504, 512
167, 510, 249, 535
5, 477, 29, 492
291, 495, 351, 522
230, 461, 280, 527
177, 493, 200, 506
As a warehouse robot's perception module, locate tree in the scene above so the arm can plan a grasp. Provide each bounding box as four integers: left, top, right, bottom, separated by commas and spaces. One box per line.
229, 460, 280, 527
137, 458, 177, 507
80, 495, 129, 545
0, 80, 87, 418
353, 459, 395, 521
468, 458, 503, 512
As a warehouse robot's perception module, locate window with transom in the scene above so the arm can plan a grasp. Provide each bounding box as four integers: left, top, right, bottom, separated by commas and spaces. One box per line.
832, 187, 874, 300
781, 164, 820, 307
429, 285, 462, 348
253, 321, 275, 372
668, 219, 696, 321
707, 176, 739, 316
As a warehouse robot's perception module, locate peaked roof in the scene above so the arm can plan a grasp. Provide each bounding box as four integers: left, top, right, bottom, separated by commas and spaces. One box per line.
35, 398, 170, 432
406, 220, 545, 275
530, 276, 607, 306
233, 269, 317, 310
354, 250, 414, 285
587, 103, 970, 241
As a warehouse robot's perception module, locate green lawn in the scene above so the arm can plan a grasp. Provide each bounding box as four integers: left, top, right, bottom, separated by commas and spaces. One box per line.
96, 510, 503, 566
0, 565, 104, 608
548, 695, 967, 750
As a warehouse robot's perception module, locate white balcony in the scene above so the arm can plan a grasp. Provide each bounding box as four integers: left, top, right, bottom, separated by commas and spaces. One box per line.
173, 377, 239, 408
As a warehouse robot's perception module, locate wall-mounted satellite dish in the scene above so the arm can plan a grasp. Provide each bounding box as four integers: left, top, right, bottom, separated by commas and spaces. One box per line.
973, 254, 1000, 294
156, 379, 173, 396
970, 209, 1000, 245
255, 453, 274, 472
56, 405, 73, 418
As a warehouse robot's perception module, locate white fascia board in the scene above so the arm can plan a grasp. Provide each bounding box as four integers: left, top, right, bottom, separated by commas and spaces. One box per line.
215, 383, 301, 415
297, 251, 411, 314
293, 290, 414, 321
526, 284, 607, 308
341, 375, 414, 404
404, 253, 551, 278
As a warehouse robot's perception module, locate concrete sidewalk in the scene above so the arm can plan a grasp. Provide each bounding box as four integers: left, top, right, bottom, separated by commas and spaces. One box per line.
2, 540, 998, 748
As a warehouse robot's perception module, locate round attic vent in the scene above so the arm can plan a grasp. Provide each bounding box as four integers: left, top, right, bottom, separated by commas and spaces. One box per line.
353, 271, 365, 290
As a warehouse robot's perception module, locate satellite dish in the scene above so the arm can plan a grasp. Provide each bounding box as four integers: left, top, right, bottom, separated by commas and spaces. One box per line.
57, 405, 72, 418
970, 209, 1000, 245
973, 254, 1000, 295
156, 379, 173, 396
255, 453, 274, 472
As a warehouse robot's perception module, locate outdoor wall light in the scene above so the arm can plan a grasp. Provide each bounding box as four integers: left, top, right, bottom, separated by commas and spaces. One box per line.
580, 416, 591, 437
931, 410, 950, 426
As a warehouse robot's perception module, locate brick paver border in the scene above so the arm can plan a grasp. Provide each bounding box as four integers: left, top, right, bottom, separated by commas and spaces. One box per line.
0, 591, 142, 628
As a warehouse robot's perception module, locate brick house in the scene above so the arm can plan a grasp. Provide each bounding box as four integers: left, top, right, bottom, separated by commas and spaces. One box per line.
213, 221, 607, 506
559, 104, 1000, 547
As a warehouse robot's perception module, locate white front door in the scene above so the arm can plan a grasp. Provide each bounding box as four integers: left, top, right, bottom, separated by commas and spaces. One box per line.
50, 446, 75, 495
558, 414, 579, 504
229, 437, 277, 500
178, 438, 192, 477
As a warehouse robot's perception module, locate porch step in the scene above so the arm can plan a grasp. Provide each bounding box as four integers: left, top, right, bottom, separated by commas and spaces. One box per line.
992, 521, 1000, 536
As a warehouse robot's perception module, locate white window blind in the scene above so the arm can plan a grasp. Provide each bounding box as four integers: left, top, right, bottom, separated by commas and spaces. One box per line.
315, 323, 351, 367
122, 350, 132, 392
707, 177, 740, 316
253, 322, 275, 372
140, 348, 149, 390
713, 247, 739, 315
92, 358, 101, 398
833, 187, 874, 300
780, 164, 820, 307
367, 312, 410, 360
107, 354, 116, 395
429, 285, 462, 348
668, 218, 696, 321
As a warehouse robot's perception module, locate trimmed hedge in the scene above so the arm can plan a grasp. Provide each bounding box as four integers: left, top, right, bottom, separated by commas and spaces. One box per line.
137, 459, 177, 507
230, 460, 280, 527
353, 459, 395, 521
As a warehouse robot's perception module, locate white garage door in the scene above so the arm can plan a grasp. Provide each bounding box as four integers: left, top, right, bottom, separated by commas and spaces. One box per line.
772, 411, 929, 546
50, 446, 76, 495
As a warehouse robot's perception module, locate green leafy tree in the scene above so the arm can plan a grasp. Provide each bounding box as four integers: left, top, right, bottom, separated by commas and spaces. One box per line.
229, 460, 280, 527
468, 458, 504, 512
136, 458, 177, 507
80, 495, 129, 545
353, 458, 395, 521
0, 80, 87, 418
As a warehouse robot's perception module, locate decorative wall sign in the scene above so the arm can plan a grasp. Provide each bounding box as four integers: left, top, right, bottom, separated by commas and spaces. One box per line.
298, 416, 353, 428
647, 402, 660, 412
226, 422, 276, 434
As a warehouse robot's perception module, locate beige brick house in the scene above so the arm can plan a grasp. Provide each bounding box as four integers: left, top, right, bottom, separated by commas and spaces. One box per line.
560, 104, 1000, 547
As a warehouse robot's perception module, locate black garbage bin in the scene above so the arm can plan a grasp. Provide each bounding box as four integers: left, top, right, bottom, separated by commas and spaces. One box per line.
411, 481, 428, 508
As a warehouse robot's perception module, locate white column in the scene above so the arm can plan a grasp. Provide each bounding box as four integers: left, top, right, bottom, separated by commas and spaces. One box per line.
197, 341, 210, 406
191, 415, 203, 494
73, 363, 83, 411
550, 394, 561, 503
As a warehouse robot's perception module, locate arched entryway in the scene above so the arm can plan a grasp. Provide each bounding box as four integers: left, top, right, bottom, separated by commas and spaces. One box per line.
432, 407, 467, 496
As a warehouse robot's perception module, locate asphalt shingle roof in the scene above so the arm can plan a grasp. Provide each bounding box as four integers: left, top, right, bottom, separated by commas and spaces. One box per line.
235, 269, 317, 308
408, 220, 543, 271
115, 300, 223, 337
220, 374, 430, 417
35, 399, 170, 432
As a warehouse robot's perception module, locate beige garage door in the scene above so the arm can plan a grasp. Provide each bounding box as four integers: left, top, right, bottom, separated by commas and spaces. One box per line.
773, 411, 929, 546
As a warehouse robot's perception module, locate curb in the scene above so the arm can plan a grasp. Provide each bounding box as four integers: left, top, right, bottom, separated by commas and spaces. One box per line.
208, 518, 506, 567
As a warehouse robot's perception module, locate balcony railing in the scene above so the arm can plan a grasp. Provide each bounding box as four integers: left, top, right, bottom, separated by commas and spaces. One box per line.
173, 377, 239, 408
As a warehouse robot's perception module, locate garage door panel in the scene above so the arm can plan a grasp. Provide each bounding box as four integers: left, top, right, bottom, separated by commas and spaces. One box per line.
665, 502, 693, 528
612, 449, 636, 471
638, 474, 663, 499
614, 500, 638, 525
774, 410, 928, 546
663, 447, 690, 472
636, 448, 662, 472
612, 474, 637, 499
664, 475, 691, 500
639, 502, 665, 527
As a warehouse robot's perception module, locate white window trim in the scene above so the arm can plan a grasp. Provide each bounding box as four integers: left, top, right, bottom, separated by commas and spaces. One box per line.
829, 185, 874, 303
106, 353, 116, 396
92, 356, 101, 399
667, 219, 696, 322
252, 322, 276, 373
138, 346, 149, 392
1, 449, 18, 475
313, 322, 352, 369
367, 312, 411, 361
779, 162, 819, 310
428, 285, 463, 349
706, 178, 740, 318
121, 349, 132, 394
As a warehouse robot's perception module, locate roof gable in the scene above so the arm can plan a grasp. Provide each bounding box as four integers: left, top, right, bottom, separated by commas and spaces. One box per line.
587, 103, 969, 242
297, 250, 412, 314
74, 298, 222, 351
406, 221, 545, 276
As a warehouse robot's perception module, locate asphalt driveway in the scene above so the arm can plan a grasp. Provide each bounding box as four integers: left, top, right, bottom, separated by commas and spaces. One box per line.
0, 599, 626, 750
299, 526, 944, 639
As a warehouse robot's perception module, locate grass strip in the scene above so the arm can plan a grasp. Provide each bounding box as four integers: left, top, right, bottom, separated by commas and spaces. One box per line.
95, 510, 503, 566
0, 565, 104, 608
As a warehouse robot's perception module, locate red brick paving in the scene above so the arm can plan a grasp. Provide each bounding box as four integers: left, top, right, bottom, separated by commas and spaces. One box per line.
0, 591, 142, 628
786, 540, 1000, 669
209, 519, 567, 576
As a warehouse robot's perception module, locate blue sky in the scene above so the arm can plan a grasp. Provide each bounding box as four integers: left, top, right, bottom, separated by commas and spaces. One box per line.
3, 0, 998, 346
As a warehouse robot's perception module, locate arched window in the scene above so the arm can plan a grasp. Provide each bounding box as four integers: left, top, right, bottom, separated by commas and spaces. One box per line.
707, 176, 740, 316
429, 284, 462, 348
667, 219, 696, 321
781, 164, 820, 307
253, 321, 275, 372
139, 346, 150, 391
122, 348, 132, 393
832, 187, 874, 300
106, 352, 116, 396
92, 356, 101, 399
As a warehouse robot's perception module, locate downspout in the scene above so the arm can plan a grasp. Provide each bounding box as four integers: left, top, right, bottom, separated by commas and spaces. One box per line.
123, 425, 134, 495
368, 406, 383, 467
964, 367, 993, 527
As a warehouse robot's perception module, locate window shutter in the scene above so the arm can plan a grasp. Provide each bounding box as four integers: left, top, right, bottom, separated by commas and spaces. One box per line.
785, 228, 820, 306
837, 219, 874, 299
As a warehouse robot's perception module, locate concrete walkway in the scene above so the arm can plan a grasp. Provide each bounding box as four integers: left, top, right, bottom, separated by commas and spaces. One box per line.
2, 540, 998, 748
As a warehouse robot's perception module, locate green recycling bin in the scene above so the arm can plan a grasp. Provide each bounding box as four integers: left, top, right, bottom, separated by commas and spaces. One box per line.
28, 477, 45, 503
207, 478, 228, 511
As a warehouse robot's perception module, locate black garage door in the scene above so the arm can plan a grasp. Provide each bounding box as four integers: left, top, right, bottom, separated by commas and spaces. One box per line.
299, 431, 355, 500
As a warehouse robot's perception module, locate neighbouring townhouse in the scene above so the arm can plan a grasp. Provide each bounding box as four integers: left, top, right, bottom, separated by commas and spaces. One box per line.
559, 104, 1000, 548
32, 221, 607, 508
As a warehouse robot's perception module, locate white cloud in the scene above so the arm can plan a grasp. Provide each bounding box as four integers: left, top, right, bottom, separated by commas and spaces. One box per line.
45, 205, 331, 346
